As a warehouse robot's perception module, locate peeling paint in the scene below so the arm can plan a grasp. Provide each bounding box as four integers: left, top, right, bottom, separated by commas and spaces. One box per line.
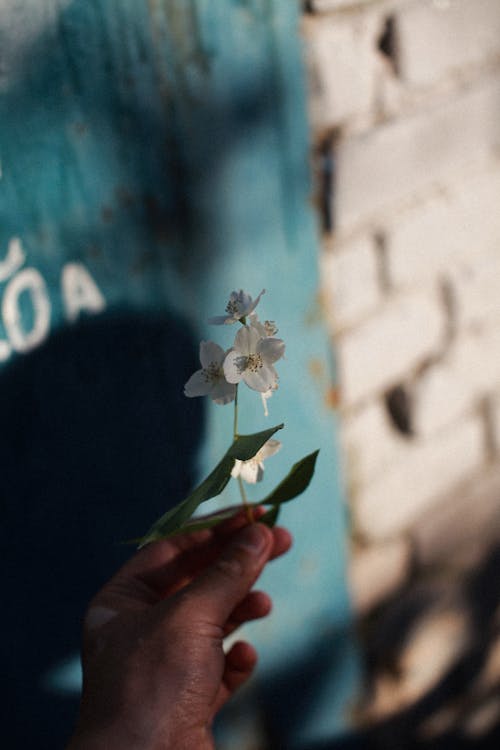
309, 357, 326, 380
325, 384, 341, 410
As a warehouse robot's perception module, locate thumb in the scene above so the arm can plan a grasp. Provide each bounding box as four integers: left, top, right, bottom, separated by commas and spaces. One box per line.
172, 523, 274, 626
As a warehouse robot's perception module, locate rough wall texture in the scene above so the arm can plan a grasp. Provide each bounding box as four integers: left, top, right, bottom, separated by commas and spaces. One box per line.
303, 0, 500, 743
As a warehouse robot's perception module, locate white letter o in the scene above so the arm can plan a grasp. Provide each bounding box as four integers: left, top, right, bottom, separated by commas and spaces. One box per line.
2, 268, 51, 353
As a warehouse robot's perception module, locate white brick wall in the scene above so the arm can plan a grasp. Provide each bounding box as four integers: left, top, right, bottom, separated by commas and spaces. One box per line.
352, 415, 484, 540
451, 253, 500, 332
305, 0, 500, 728
342, 400, 404, 482
386, 166, 500, 290
320, 235, 380, 331
337, 288, 445, 405
349, 537, 411, 614
491, 389, 500, 456
303, 12, 379, 131
335, 75, 500, 231
413, 464, 500, 567
412, 328, 500, 436
306, 0, 500, 618
397, 0, 500, 88
309, 0, 381, 11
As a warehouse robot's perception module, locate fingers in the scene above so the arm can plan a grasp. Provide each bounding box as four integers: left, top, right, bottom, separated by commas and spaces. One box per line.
97, 515, 292, 614
269, 526, 293, 560
116, 529, 212, 584
114, 513, 252, 598
223, 590, 272, 637
129, 517, 292, 601
168, 523, 274, 625
214, 641, 258, 714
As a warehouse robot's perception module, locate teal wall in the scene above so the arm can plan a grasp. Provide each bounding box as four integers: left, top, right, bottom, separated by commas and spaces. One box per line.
0, 2, 359, 747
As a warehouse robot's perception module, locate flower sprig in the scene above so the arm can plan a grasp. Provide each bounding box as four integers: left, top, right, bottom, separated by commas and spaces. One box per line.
134, 289, 318, 547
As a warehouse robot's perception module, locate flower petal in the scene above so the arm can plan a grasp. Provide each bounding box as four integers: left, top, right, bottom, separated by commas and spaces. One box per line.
240, 460, 262, 484
248, 313, 267, 339
223, 350, 245, 383
261, 392, 270, 417
184, 370, 211, 398
233, 289, 252, 314
208, 314, 232, 325
209, 288, 265, 325
246, 288, 265, 316
211, 378, 236, 405
258, 439, 282, 460
233, 324, 260, 356
199, 340, 225, 368
231, 459, 243, 479
243, 363, 277, 392
258, 336, 285, 364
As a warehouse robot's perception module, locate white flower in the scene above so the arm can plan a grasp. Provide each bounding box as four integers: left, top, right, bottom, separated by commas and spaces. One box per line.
249, 313, 281, 414
184, 341, 236, 405
231, 439, 282, 484
248, 312, 279, 338
261, 381, 278, 417
223, 323, 285, 393
209, 289, 265, 325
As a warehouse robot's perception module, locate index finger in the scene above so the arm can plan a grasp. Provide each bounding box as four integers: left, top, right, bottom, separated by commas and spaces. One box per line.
127, 510, 292, 598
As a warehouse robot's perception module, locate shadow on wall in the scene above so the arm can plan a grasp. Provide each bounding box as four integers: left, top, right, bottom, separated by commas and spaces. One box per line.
0, 0, 289, 280
355, 542, 500, 750
0, 2, 327, 748
0, 311, 203, 750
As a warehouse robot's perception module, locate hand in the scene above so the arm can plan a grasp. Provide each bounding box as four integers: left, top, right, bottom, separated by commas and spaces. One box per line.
67, 511, 292, 750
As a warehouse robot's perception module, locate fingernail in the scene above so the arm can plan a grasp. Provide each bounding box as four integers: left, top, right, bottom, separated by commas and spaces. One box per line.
237, 524, 267, 555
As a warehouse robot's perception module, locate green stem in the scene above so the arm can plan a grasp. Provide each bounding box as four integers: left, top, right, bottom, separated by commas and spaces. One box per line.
237, 475, 250, 507
233, 384, 239, 438
233, 384, 253, 520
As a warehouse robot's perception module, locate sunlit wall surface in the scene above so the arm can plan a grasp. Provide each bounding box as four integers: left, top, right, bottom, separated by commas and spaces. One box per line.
305, 0, 500, 747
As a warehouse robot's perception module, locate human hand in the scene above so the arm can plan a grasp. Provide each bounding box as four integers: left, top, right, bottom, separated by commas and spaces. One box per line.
67, 511, 292, 750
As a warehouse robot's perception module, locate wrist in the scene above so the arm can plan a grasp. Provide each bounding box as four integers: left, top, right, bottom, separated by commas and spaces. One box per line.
66, 724, 150, 750
67, 722, 214, 750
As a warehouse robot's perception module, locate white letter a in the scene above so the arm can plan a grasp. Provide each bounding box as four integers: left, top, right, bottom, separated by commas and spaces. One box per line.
62, 263, 106, 323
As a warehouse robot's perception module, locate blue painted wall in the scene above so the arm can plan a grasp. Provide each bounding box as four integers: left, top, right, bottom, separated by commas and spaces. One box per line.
0, 2, 359, 748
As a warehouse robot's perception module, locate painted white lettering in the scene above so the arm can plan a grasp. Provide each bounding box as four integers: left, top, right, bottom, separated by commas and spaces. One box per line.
61, 262, 106, 322
2, 268, 51, 353
0, 237, 26, 282
0, 339, 11, 362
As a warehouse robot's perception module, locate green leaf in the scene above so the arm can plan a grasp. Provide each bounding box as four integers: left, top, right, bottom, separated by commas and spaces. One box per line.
159, 499, 272, 538
135, 423, 284, 547
168, 505, 243, 536
228, 423, 284, 461
260, 504, 281, 528
260, 450, 319, 506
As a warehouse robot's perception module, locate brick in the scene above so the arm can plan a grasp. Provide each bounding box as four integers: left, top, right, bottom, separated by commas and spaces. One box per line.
337, 289, 444, 405
303, 13, 379, 130
451, 252, 500, 331
334, 76, 500, 230
412, 352, 472, 437
413, 328, 500, 435
341, 400, 408, 484
309, 0, 383, 10
491, 389, 500, 456
341, 327, 500, 478
352, 415, 484, 540
320, 235, 380, 331
397, 1, 500, 89
387, 167, 500, 289
413, 463, 500, 567
349, 538, 411, 614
